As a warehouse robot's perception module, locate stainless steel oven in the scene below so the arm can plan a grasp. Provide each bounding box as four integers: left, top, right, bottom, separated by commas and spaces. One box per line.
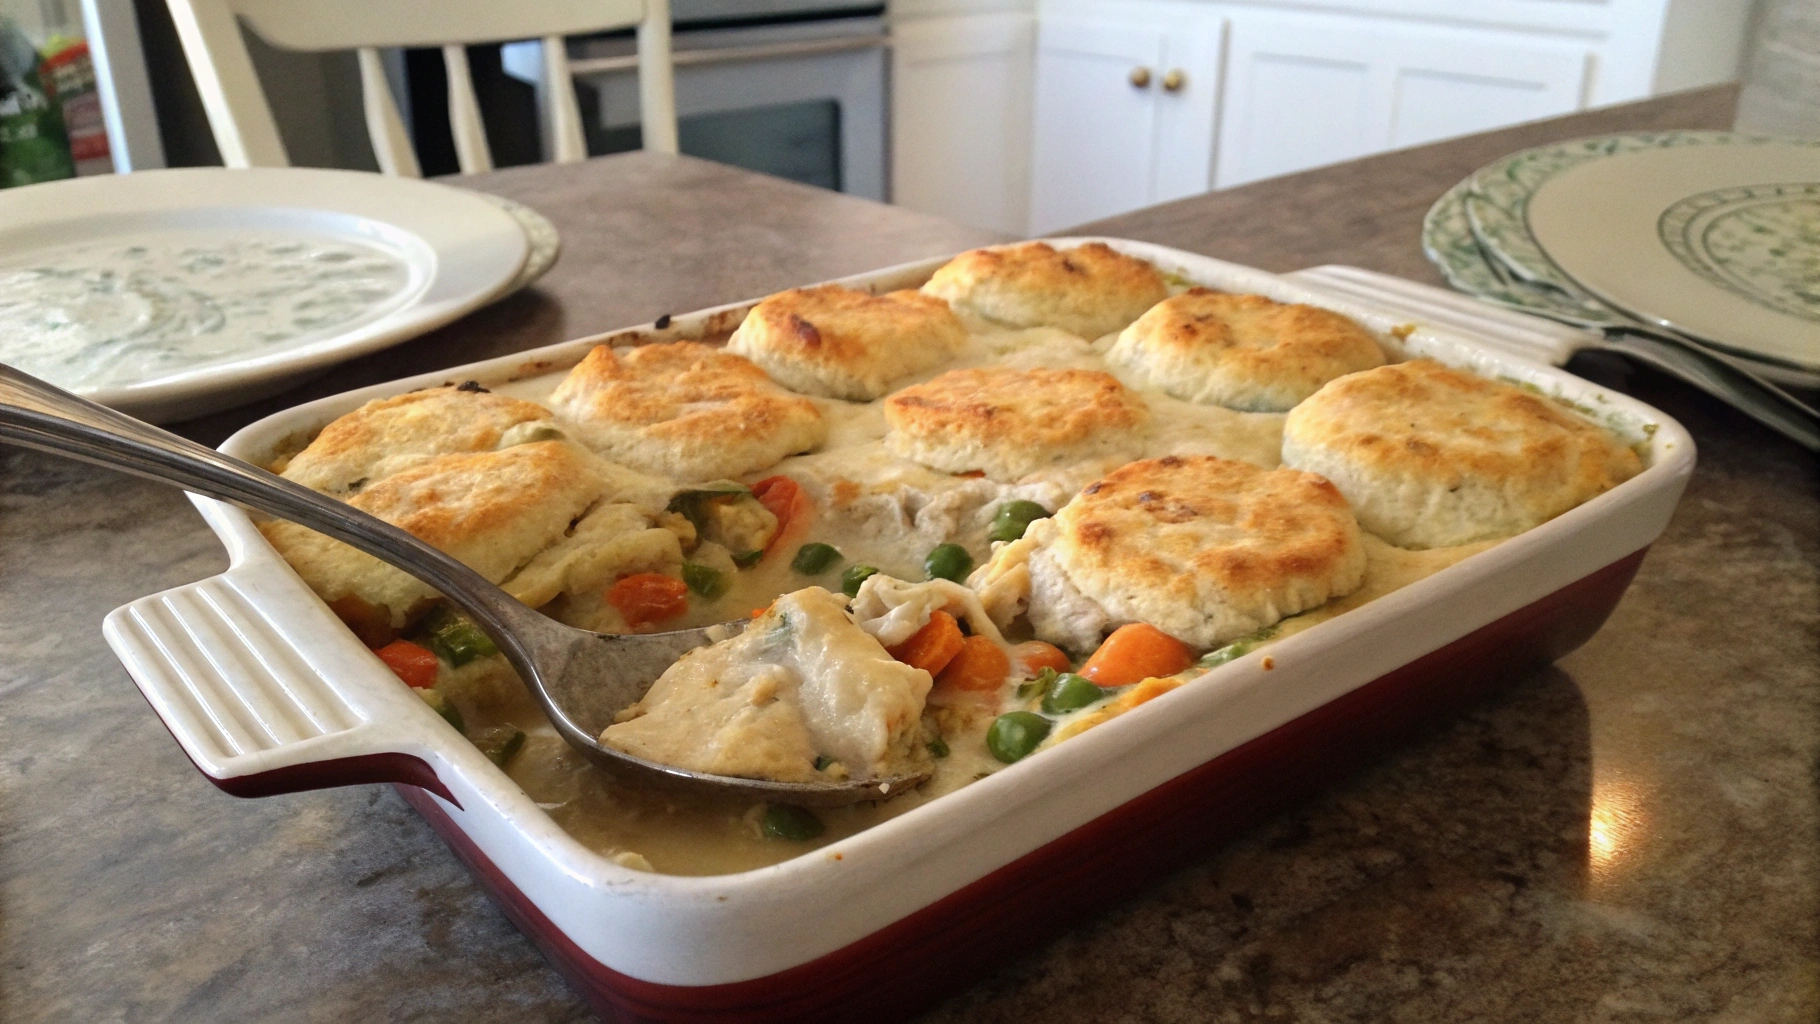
507, 2, 888, 200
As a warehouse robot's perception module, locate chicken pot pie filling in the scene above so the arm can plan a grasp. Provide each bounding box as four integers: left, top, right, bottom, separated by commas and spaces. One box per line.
260, 246, 1643, 876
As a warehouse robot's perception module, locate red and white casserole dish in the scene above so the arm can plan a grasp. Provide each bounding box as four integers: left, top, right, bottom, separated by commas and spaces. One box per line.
103, 240, 1695, 1023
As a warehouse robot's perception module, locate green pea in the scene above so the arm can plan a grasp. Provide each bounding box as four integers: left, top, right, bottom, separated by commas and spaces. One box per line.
682, 562, 728, 598
988, 500, 1051, 543
1041, 672, 1105, 714
841, 563, 879, 598
791, 542, 843, 575
761, 804, 825, 841
732, 549, 765, 569
926, 735, 950, 758
924, 543, 973, 582
987, 711, 1052, 763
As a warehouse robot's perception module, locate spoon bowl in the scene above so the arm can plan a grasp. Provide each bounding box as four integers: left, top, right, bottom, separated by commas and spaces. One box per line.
0, 363, 924, 806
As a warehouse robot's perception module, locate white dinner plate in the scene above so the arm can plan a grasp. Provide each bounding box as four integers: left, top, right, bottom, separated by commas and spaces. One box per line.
1526, 142, 1820, 372
0, 167, 528, 422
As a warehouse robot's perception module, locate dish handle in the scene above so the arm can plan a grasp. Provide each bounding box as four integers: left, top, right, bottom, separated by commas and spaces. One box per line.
103, 555, 464, 806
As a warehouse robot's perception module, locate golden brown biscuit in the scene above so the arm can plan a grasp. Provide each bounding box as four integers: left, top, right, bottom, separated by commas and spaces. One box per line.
276, 385, 553, 494
1026, 455, 1366, 649
262, 441, 665, 633
1107, 289, 1386, 411
921, 241, 1168, 339
726, 284, 966, 400
1281, 359, 1644, 548
883, 367, 1151, 481
549, 342, 827, 481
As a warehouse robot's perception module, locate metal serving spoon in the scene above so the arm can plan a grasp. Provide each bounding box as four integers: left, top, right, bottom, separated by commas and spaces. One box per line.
0, 364, 921, 807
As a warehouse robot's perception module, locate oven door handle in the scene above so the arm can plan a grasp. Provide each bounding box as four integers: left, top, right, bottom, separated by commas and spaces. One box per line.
568, 35, 887, 76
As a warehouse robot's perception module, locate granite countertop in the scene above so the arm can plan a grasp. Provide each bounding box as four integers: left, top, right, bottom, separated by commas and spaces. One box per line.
1, 85, 1813, 1022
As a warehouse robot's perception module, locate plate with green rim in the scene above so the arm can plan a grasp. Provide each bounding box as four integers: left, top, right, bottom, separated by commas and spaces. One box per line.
1526, 141, 1820, 372
1463, 131, 1754, 293
1421, 177, 1627, 327
1430, 139, 1820, 387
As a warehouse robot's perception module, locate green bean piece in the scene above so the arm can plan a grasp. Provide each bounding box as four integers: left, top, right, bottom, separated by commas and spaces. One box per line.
791, 542, 843, 575
813, 755, 834, 772
987, 711, 1052, 763
988, 500, 1051, 543
474, 726, 526, 768
927, 735, 950, 758
494, 729, 526, 767
1199, 626, 1279, 668
425, 610, 498, 666
924, 543, 973, 583
1041, 672, 1106, 714
421, 690, 465, 734
1016, 667, 1058, 701
761, 804, 826, 841
682, 562, 728, 598
841, 563, 880, 598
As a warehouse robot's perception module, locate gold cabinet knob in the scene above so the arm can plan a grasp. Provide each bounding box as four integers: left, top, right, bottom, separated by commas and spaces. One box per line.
1129, 66, 1152, 88
1162, 69, 1186, 92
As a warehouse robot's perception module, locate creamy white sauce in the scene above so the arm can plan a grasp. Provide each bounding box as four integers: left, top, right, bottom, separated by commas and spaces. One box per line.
0, 229, 411, 389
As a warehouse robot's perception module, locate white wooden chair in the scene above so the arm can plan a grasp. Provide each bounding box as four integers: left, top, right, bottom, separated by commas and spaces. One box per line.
164, 0, 678, 176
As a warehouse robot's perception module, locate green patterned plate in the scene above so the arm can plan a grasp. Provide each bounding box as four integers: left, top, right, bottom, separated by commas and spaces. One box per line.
1463, 131, 1746, 293
1658, 182, 1820, 323
1421, 177, 1627, 327
1526, 141, 1820, 371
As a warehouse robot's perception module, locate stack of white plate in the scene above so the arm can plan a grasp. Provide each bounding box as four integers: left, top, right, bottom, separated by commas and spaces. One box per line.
0, 167, 562, 423
1424, 132, 1820, 390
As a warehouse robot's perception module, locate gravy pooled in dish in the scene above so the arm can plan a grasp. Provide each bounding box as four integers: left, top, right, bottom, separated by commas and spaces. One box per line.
261, 242, 1643, 875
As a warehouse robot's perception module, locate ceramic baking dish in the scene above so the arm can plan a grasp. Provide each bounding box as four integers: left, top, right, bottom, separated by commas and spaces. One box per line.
103, 240, 1695, 1023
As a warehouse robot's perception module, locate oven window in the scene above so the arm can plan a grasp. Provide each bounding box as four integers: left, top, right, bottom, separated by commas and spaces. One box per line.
586, 99, 843, 193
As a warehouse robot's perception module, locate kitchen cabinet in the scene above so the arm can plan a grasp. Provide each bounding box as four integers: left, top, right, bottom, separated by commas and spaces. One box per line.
889, 0, 1754, 234
1025, 6, 1223, 233
1215, 10, 1591, 187
891, 12, 1036, 234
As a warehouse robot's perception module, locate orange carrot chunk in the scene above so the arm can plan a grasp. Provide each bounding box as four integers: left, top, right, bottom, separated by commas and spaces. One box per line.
750, 475, 810, 551
935, 635, 1014, 694
887, 609, 965, 676
376, 639, 440, 689
1012, 640, 1072, 677
607, 573, 691, 628
1079, 624, 1194, 687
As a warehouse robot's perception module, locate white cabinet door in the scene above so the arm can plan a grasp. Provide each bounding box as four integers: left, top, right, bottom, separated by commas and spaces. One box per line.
1152, 19, 1228, 207
1215, 12, 1591, 188
891, 13, 1036, 235
1027, 11, 1225, 233
1027, 16, 1169, 233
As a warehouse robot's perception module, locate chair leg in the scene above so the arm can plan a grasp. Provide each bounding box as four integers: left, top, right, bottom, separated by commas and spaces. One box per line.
442, 44, 495, 174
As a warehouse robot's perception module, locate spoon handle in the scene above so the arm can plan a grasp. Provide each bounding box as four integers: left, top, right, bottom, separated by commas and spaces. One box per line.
0, 363, 542, 659
1595, 330, 1820, 452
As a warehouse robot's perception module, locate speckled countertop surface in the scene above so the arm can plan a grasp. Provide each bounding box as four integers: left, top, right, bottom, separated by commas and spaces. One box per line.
2, 86, 1814, 1022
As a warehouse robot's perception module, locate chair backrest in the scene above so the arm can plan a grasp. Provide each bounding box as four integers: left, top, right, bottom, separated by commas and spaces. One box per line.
165, 0, 678, 176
